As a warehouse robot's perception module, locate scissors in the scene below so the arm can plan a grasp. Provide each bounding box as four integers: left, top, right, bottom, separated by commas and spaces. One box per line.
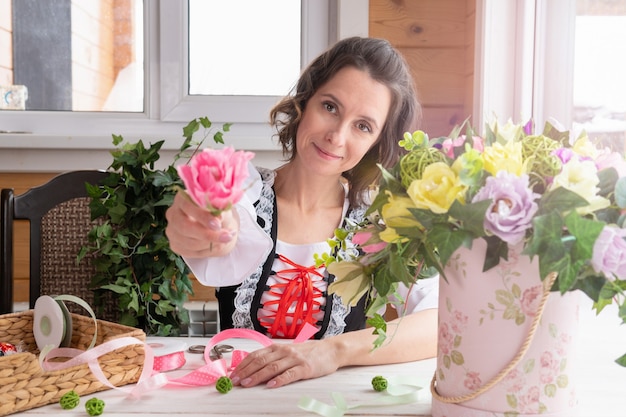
188, 344, 234, 361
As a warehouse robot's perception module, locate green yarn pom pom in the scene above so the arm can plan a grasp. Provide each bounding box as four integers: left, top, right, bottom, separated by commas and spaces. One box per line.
59, 390, 80, 410
521, 134, 562, 193
371, 375, 388, 392
399, 147, 448, 189
85, 397, 105, 416
216, 376, 233, 394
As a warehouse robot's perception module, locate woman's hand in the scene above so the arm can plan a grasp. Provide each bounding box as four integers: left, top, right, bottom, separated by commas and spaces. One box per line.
165, 192, 239, 258
229, 341, 340, 388
229, 310, 438, 388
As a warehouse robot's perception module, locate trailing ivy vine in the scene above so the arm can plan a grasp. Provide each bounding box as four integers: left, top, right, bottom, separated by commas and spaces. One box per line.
78, 117, 231, 335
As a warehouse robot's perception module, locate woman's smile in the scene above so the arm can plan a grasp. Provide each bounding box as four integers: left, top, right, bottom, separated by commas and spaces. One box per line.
313, 143, 342, 160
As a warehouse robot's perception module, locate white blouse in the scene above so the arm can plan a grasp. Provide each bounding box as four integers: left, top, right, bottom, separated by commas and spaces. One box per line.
183, 164, 438, 328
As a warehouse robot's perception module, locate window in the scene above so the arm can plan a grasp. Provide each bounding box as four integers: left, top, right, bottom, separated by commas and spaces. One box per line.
0, 0, 336, 156
477, 0, 626, 154
572, 2, 626, 153
188, 0, 301, 97
1, 0, 143, 112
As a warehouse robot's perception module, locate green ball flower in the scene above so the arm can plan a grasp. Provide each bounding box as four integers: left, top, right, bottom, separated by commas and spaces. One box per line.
371, 375, 388, 392
216, 376, 233, 394
85, 397, 105, 416
59, 390, 80, 410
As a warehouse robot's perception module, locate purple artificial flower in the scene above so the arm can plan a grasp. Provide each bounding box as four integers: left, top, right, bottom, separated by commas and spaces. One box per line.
591, 226, 626, 280
472, 171, 540, 245
552, 148, 575, 165
523, 119, 534, 135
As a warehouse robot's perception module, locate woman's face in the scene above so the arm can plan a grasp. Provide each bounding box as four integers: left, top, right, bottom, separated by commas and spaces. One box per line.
294, 66, 392, 177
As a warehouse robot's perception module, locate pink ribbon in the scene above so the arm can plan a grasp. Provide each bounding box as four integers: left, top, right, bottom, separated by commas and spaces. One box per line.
153, 350, 186, 372
168, 323, 317, 386
42, 336, 165, 397
40, 322, 319, 397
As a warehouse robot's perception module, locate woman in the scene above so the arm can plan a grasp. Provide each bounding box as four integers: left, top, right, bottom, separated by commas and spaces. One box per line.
165, 37, 438, 388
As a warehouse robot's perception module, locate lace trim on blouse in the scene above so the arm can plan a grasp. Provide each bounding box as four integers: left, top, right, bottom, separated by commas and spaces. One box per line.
232, 167, 366, 338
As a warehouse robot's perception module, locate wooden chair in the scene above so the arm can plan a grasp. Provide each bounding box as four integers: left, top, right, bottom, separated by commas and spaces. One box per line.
0, 170, 118, 320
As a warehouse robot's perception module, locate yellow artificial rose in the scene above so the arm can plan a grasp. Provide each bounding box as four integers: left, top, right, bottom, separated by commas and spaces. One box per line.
550, 158, 610, 215
572, 134, 600, 159
379, 193, 422, 243
482, 141, 525, 176
406, 162, 465, 214
491, 119, 524, 143
327, 261, 370, 307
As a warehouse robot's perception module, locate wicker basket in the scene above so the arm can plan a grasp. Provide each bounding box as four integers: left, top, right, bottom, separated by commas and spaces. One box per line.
0, 310, 146, 416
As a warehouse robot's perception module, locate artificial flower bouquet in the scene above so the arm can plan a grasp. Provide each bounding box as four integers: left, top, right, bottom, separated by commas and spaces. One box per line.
323, 119, 626, 362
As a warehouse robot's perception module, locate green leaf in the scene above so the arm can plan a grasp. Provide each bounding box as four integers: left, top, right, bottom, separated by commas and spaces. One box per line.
496, 290, 515, 306
450, 350, 464, 365
616, 177, 626, 209
544, 383, 557, 397
213, 131, 225, 144
535, 187, 589, 217
366, 314, 387, 349
448, 198, 491, 237
483, 235, 508, 271
615, 352, 626, 366
597, 167, 618, 197
182, 118, 200, 140
523, 358, 535, 373
198, 116, 212, 129
428, 224, 473, 268
101, 283, 129, 294
112, 133, 123, 146
506, 394, 517, 409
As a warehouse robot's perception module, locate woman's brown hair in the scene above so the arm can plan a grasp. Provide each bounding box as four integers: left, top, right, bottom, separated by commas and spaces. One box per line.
269, 36, 421, 207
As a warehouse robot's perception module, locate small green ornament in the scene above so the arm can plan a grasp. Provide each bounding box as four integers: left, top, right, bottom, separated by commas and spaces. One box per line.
85, 397, 105, 416
59, 390, 80, 410
216, 376, 233, 394
371, 375, 388, 392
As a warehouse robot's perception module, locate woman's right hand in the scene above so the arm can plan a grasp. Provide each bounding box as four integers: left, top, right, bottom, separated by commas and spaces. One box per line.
165, 192, 239, 258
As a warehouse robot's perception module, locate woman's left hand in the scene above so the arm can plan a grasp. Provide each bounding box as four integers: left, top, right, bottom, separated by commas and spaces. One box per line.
229, 341, 339, 388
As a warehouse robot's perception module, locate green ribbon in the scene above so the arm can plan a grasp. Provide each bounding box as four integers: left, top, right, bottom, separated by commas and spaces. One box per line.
37, 294, 99, 366
298, 375, 426, 417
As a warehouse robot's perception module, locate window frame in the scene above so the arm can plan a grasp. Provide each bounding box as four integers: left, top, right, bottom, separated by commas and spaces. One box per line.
474, 0, 576, 132
0, 0, 348, 169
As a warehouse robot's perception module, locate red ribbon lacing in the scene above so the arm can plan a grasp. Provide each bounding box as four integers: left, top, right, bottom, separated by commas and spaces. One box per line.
258, 254, 325, 338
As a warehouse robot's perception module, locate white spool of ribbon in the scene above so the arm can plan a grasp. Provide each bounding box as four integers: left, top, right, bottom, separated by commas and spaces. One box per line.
33, 294, 99, 354
33, 295, 67, 351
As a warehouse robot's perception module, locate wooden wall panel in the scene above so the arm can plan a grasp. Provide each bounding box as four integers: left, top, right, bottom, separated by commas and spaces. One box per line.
370, 0, 475, 137
369, 0, 467, 47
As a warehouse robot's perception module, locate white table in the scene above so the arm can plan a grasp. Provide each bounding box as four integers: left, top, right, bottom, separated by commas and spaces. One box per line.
12, 298, 626, 417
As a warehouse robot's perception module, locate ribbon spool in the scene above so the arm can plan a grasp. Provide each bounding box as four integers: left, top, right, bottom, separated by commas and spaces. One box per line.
33, 295, 98, 352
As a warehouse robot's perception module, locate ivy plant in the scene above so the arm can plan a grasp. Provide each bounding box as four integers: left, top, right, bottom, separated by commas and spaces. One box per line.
78, 117, 231, 335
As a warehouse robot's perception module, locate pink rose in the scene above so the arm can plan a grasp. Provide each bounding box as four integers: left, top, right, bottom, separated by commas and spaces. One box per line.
463, 371, 482, 391
520, 285, 543, 317
438, 322, 454, 355
539, 351, 560, 384
450, 310, 468, 333
503, 369, 525, 393
518, 386, 541, 413
352, 229, 388, 253
441, 135, 484, 158
178, 146, 255, 214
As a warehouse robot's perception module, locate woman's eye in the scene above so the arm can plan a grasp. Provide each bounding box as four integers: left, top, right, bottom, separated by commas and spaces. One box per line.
357, 122, 372, 133
323, 102, 337, 113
